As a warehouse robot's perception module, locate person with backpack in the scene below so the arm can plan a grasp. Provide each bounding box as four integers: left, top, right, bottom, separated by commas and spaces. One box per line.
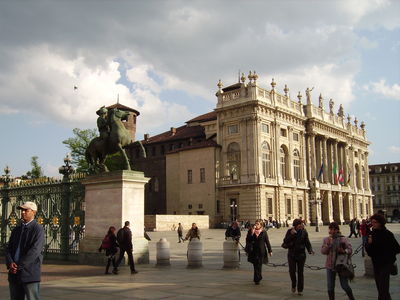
98, 226, 118, 274
321, 222, 354, 300
282, 219, 314, 296
115, 221, 138, 274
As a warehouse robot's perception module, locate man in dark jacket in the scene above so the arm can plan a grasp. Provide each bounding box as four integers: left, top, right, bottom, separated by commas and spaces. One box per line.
115, 221, 138, 274
283, 219, 314, 296
225, 221, 241, 242
5, 201, 45, 300
366, 214, 400, 300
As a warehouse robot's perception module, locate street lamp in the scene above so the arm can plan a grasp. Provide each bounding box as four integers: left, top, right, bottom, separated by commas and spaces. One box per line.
0, 166, 13, 186
230, 201, 238, 221
58, 154, 74, 178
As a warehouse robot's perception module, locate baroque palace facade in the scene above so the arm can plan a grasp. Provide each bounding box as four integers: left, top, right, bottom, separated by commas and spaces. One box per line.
128, 72, 372, 226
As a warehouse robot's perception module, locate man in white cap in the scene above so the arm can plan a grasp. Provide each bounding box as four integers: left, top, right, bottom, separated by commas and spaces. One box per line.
5, 201, 44, 300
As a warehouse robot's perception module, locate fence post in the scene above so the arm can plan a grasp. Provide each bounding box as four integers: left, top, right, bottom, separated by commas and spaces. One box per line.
0, 166, 12, 249
59, 155, 75, 259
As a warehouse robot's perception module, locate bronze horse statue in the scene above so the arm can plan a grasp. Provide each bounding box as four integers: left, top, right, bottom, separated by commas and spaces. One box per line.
85, 108, 146, 173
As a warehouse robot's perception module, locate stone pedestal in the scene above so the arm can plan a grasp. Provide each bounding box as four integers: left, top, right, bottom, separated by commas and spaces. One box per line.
78, 170, 150, 265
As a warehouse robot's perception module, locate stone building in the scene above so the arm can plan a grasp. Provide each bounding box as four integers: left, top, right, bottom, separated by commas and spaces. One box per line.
129, 72, 373, 226
369, 162, 400, 219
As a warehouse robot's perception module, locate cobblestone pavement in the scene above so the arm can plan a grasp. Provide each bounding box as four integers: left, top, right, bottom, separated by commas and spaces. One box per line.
1, 224, 399, 299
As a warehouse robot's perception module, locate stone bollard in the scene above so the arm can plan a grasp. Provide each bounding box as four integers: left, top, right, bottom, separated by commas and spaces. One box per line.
156, 238, 170, 266
364, 255, 374, 277
223, 240, 240, 268
187, 239, 202, 268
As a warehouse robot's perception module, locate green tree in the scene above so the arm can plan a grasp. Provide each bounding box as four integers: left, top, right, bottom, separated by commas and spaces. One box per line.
62, 128, 97, 173
26, 156, 43, 178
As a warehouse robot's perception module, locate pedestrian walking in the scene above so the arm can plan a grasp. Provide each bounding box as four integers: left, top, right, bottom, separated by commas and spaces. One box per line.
348, 218, 358, 238
321, 222, 355, 300
365, 213, 400, 300
282, 219, 314, 296
5, 201, 45, 300
245, 219, 272, 285
185, 223, 200, 241
359, 219, 370, 257
177, 223, 185, 243
115, 221, 138, 274
98, 226, 119, 274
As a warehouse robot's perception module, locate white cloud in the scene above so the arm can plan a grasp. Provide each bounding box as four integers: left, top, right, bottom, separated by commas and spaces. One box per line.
388, 146, 400, 154
368, 79, 400, 100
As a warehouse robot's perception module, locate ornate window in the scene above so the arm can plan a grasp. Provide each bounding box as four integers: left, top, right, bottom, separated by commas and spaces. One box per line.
200, 168, 205, 183
227, 142, 241, 181
293, 149, 300, 181
280, 146, 289, 179
187, 170, 193, 184
362, 166, 366, 188
355, 164, 361, 189
262, 142, 271, 178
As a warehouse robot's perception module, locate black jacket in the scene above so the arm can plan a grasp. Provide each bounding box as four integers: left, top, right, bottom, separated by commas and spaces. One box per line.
5, 220, 45, 283
283, 229, 313, 258
365, 226, 400, 266
225, 226, 241, 240
117, 226, 133, 250
246, 229, 272, 264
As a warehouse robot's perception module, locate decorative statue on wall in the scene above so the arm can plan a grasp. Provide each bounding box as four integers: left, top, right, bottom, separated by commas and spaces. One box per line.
329, 98, 334, 114
86, 107, 146, 173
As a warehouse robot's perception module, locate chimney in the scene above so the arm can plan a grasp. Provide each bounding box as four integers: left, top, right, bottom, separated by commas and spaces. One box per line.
170, 127, 176, 136
144, 133, 150, 141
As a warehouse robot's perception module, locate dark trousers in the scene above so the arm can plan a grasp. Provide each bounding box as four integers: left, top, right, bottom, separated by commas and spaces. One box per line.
9, 274, 40, 300
106, 254, 117, 273
288, 255, 306, 292
348, 229, 358, 238
373, 263, 392, 300
252, 261, 263, 283
178, 233, 184, 242
117, 248, 136, 272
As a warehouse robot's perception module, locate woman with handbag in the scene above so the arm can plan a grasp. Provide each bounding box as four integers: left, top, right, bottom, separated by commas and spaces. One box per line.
99, 226, 119, 274
365, 213, 400, 300
321, 222, 355, 300
283, 219, 314, 296
245, 219, 272, 285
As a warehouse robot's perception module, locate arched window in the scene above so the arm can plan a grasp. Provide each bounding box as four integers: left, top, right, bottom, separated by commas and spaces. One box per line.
280, 146, 289, 180
227, 142, 241, 181
293, 149, 300, 181
262, 142, 271, 178
154, 177, 159, 192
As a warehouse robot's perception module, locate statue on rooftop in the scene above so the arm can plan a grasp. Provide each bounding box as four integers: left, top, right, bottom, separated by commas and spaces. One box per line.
338, 104, 344, 117
329, 99, 334, 114
305, 87, 314, 105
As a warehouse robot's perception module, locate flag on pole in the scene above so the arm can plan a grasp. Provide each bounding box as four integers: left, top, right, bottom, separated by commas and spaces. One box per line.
333, 163, 338, 184
338, 167, 344, 185
317, 163, 324, 181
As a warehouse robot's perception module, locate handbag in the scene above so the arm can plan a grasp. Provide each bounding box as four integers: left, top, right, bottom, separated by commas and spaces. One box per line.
390, 263, 398, 276
334, 253, 355, 280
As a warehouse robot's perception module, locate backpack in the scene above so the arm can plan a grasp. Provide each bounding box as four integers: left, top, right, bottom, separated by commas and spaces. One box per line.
117, 228, 125, 245
100, 235, 111, 250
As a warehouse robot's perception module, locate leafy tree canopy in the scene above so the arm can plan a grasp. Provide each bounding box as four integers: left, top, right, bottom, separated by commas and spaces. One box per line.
62, 128, 97, 173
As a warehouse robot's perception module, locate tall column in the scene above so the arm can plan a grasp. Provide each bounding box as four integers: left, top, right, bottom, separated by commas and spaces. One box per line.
274, 122, 281, 181
338, 192, 344, 224
305, 134, 311, 181
323, 136, 328, 183
343, 144, 348, 185
300, 131, 306, 181
310, 134, 316, 179
364, 152, 370, 190
333, 140, 338, 185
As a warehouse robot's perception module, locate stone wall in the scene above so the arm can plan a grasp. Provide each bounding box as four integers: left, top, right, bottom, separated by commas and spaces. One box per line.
145, 215, 209, 231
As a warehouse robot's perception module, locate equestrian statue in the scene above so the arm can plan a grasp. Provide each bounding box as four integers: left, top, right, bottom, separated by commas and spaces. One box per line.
85, 106, 146, 173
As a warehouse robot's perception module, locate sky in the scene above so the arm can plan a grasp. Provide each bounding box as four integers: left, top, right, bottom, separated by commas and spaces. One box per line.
0, 0, 399, 177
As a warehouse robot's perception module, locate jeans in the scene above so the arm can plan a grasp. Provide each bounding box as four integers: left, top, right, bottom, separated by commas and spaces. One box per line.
326, 268, 352, 294
373, 262, 392, 300
9, 274, 40, 300
361, 235, 368, 256
288, 255, 306, 292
